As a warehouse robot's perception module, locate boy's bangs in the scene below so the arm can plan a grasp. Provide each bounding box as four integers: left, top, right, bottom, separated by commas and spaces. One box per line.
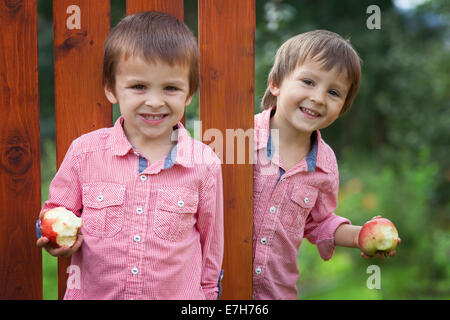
307, 42, 359, 82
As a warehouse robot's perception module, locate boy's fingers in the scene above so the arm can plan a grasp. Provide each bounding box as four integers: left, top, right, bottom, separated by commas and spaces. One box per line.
360, 252, 371, 260
36, 237, 49, 248
70, 234, 83, 252
375, 251, 387, 260
49, 245, 71, 257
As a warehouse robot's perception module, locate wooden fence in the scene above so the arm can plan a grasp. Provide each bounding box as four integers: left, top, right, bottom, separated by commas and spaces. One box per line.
0, 0, 254, 300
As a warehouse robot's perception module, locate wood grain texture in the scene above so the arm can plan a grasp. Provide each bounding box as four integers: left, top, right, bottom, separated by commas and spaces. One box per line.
0, 0, 42, 299
53, 0, 111, 299
126, 0, 184, 20
199, 0, 255, 299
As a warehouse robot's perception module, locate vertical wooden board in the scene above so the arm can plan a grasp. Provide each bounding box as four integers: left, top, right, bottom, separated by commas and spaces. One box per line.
199, 0, 255, 299
53, 0, 111, 299
126, 0, 184, 20
0, 0, 42, 299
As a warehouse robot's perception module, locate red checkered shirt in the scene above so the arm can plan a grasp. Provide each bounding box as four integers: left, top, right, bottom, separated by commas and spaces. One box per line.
41, 117, 224, 300
253, 108, 350, 300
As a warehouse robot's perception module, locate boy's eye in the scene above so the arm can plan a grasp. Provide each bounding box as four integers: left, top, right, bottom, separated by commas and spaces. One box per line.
131, 84, 146, 90
329, 89, 341, 97
165, 86, 179, 91
302, 79, 314, 86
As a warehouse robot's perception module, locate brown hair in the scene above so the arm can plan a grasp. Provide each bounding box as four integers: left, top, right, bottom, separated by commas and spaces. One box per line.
102, 11, 199, 98
261, 30, 361, 115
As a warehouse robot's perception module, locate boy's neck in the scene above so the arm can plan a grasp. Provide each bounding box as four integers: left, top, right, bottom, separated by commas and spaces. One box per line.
269, 113, 313, 171
270, 113, 312, 150
123, 123, 177, 164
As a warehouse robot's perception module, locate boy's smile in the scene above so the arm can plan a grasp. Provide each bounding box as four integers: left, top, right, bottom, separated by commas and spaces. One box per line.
270, 58, 351, 138
104, 56, 192, 150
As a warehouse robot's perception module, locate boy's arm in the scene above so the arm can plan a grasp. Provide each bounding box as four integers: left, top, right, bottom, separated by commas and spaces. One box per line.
197, 163, 224, 300
334, 224, 361, 248
41, 141, 83, 216
37, 141, 83, 257
335, 217, 401, 260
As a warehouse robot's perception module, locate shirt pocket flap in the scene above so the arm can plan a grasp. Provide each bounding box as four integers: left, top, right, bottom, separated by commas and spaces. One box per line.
157, 187, 199, 214
82, 183, 126, 209
291, 184, 318, 209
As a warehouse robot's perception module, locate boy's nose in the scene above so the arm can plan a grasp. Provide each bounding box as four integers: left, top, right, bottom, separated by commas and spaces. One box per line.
144, 94, 165, 108
310, 89, 326, 105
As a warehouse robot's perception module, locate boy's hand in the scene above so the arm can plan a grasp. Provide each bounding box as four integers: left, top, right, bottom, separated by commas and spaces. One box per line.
36, 232, 83, 258
36, 210, 83, 258
358, 215, 401, 260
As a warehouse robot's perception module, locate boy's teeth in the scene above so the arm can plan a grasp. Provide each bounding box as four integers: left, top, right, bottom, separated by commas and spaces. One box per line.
301, 107, 319, 116
144, 114, 164, 120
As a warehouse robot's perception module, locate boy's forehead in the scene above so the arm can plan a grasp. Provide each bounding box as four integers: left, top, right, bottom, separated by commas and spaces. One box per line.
295, 58, 350, 83
116, 54, 190, 74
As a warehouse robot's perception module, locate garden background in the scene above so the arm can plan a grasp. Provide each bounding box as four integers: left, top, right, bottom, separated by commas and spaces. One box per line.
37, 0, 449, 299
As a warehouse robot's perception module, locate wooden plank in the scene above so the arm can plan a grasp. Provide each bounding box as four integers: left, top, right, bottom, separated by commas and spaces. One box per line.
199, 0, 255, 299
0, 0, 42, 299
126, 0, 184, 20
53, 0, 111, 299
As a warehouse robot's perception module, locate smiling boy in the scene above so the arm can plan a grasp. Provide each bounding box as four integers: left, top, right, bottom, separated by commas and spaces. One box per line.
37, 11, 224, 300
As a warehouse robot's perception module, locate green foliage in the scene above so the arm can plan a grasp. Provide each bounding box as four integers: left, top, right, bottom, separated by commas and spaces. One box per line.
299, 148, 448, 299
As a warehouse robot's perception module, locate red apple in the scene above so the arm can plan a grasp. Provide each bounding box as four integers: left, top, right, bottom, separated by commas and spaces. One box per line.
41, 207, 82, 248
358, 217, 399, 257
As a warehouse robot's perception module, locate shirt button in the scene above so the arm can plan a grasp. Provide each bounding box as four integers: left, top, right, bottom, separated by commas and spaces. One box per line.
134, 235, 141, 243
255, 266, 262, 275
131, 267, 139, 275
177, 199, 184, 207
269, 206, 276, 214
140, 175, 147, 181
281, 177, 286, 182
97, 195, 104, 202
261, 237, 267, 245
304, 197, 309, 204
136, 207, 143, 214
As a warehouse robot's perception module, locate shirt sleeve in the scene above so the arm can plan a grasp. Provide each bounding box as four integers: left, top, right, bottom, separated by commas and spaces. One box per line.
196, 162, 224, 300
40, 141, 83, 217
303, 169, 350, 261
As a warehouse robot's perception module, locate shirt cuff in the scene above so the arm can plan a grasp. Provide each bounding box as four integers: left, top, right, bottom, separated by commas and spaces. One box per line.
316, 216, 351, 261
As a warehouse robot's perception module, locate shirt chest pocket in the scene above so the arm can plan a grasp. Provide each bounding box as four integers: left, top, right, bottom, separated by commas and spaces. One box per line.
154, 186, 199, 242
280, 184, 318, 234
82, 183, 126, 238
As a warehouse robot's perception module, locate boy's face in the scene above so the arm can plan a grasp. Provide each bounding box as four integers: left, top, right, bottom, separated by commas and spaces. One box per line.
270, 58, 351, 135
104, 56, 192, 147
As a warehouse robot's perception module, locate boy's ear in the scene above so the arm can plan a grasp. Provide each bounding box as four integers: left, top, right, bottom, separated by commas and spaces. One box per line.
185, 94, 193, 107
268, 80, 280, 96
104, 85, 118, 104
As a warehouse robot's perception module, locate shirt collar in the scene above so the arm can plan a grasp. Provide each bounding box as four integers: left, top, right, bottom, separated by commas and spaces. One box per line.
164, 121, 194, 168
254, 106, 331, 173
111, 116, 194, 168
111, 116, 134, 156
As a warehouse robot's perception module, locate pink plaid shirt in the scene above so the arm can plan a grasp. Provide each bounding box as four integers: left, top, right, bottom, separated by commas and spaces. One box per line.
41, 117, 224, 300
253, 107, 350, 300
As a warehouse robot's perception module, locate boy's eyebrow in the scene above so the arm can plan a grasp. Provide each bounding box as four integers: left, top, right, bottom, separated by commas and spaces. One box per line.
124, 77, 188, 86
